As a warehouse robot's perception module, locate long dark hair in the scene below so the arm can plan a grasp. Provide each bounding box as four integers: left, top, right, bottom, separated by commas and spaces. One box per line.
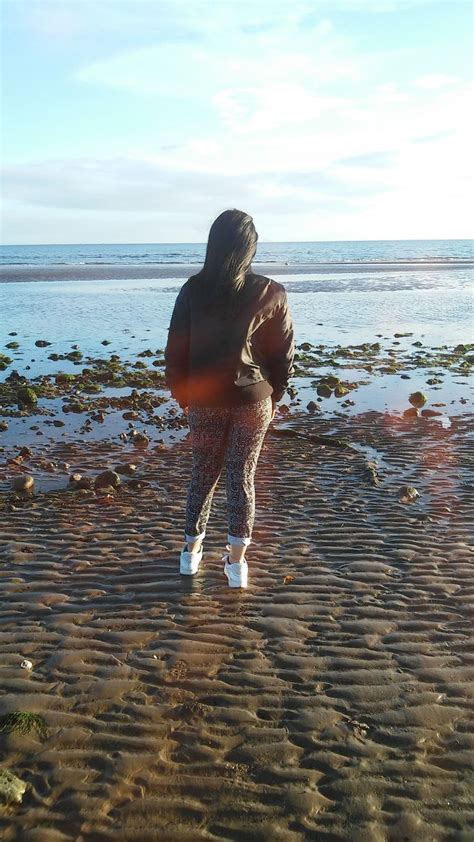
197, 209, 258, 313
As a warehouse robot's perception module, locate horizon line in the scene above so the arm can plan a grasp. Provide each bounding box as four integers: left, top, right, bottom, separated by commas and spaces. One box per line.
1, 237, 472, 248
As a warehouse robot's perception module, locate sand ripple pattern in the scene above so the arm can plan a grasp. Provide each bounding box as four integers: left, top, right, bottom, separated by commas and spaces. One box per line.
1, 412, 473, 840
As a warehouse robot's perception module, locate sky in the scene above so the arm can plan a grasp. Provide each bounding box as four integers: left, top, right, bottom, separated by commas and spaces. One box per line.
1, 0, 473, 244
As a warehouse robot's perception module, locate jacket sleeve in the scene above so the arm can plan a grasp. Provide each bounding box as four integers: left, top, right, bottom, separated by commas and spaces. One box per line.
259, 291, 295, 403
164, 285, 190, 409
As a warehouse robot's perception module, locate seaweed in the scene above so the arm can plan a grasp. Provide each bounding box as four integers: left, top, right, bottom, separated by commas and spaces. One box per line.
0, 712, 48, 739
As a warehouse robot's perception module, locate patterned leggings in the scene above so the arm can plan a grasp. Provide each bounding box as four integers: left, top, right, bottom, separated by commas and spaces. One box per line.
184, 397, 273, 546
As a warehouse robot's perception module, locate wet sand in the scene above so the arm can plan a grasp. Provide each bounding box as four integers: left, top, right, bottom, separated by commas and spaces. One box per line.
1, 410, 473, 840
2, 260, 472, 284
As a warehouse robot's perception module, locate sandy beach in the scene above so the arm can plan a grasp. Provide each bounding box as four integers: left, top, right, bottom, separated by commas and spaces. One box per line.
1, 403, 473, 839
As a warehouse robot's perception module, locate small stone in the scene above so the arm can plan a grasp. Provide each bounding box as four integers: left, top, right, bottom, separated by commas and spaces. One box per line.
55, 373, 75, 385
75, 477, 94, 490
399, 485, 421, 503
20, 659, 33, 670
19, 447, 32, 457
35, 340, 51, 347
409, 391, 427, 408
101, 340, 111, 345
306, 401, 319, 412
115, 463, 137, 474
0, 769, 27, 806
12, 475, 34, 492
132, 432, 149, 447
0, 421, 8, 431
95, 470, 121, 489
403, 407, 419, 418
334, 384, 350, 398
316, 383, 332, 398
17, 386, 38, 407
69, 472, 83, 483
421, 409, 443, 417
53, 419, 65, 427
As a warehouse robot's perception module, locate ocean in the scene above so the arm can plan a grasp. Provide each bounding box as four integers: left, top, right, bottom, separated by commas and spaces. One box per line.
1, 239, 472, 266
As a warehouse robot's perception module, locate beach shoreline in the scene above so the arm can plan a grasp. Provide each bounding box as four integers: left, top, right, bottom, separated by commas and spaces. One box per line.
1, 259, 473, 284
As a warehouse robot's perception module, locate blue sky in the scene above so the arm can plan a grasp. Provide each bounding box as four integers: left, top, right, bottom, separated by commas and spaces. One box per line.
1, 0, 472, 244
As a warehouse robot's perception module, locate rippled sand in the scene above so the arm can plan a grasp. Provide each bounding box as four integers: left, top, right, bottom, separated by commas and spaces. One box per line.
1, 411, 473, 840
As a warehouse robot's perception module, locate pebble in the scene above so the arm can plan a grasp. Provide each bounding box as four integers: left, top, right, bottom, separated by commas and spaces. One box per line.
0, 769, 27, 806
12, 475, 34, 492
95, 470, 121, 489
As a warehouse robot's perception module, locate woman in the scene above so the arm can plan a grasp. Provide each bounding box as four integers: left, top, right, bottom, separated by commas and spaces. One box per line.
164, 209, 295, 588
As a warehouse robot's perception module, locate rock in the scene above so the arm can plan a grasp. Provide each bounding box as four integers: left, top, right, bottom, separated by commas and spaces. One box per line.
122, 411, 139, 420
403, 407, 419, 418
115, 463, 137, 474
17, 386, 38, 407
69, 472, 83, 484
412, 341, 423, 347
96, 485, 116, 495
18, 447, 32, 457
66, 350, 82, 362
454, 343, 466, 354
0, 421, 8, 431
306, 401, 319, 412
399, 485, 421, 503
35, 339, 51, 347
408, 391, 427, 408
53, 419, 65, 427
0, 769, 27, 807
12, 475, 34, 492
132, 432, 150, 447
316, 383, 332, 398
95, 470, 121, 489
20, 659, 33, 670
5, 341, 19, 349
334, 384, 350, 398
421, 409, 443, 417
101, 340, 111, 345
400, 374, 411, 380
75, 477, 94, 490
127, 478, 151, 489
55, 373, 76, 385
364, 461, 381, 486
0, 354, 13, 371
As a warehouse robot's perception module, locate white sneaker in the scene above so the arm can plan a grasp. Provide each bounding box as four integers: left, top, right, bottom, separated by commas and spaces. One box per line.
223, 547, 248, 589
180, 543, 203, 575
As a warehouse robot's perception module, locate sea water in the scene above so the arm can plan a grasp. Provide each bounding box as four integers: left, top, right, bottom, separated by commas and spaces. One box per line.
1, 241, 472, 431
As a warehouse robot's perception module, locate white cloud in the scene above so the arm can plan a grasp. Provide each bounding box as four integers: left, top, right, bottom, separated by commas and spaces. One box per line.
413, 73, 460, 89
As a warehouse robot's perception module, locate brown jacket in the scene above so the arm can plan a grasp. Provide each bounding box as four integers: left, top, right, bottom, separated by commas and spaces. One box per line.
164, 272, 295, 408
